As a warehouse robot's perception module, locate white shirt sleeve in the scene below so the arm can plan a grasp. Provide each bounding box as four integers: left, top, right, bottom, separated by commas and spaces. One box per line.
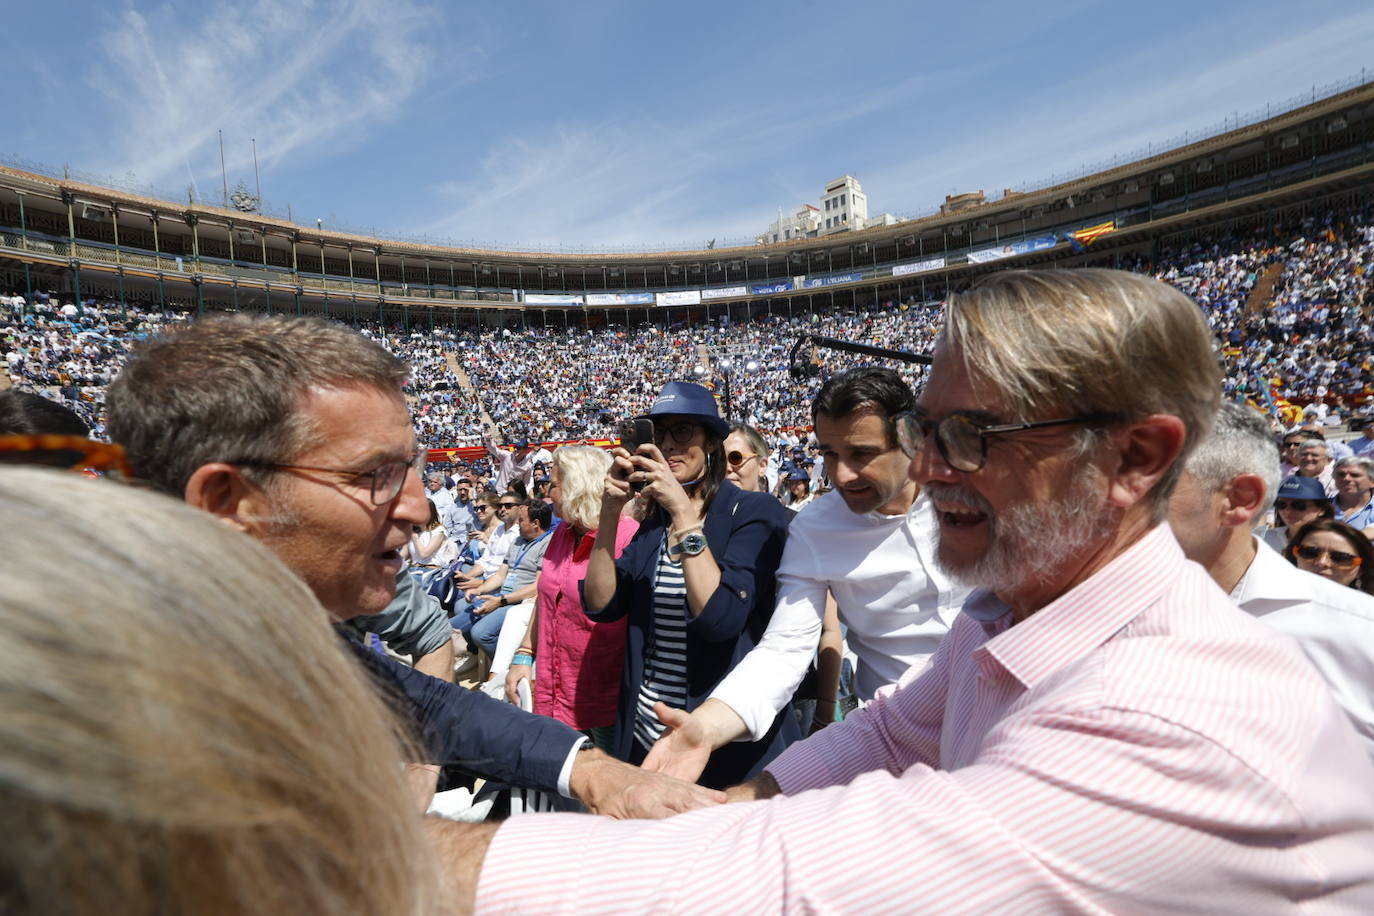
556, 737, 589, 798
708, 531, 825, 742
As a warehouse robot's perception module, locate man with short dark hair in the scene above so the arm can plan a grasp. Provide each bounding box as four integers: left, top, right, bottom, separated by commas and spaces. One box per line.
106, 314, 723, 818
451, 499, 553, 655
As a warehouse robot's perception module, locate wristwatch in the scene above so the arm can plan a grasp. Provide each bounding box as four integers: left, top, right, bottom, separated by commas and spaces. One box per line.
668, 532, 708, 560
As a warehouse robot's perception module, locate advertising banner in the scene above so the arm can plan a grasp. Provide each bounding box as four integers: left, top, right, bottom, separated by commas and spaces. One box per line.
585, 292, 655, 306
656, 290, 702, 306
803, 271, 864, 289
892, 258, 945, 276
968, 235, 1058, 264
750, 280, 794, 294
524, 292, 585, 305
700, 285, 749, 300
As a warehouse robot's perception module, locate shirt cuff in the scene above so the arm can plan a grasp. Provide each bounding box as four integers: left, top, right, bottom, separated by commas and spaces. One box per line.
556, 736, 588, 798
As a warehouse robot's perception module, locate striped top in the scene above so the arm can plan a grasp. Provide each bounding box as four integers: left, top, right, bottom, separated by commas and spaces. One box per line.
631, 545, 689, 750
476, 524, 1374, 914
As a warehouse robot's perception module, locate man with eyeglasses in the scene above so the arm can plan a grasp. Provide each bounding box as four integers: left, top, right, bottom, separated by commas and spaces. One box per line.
1168, 402, 1374, 760
106, 314, 725, 820
445, 270, 1374, 913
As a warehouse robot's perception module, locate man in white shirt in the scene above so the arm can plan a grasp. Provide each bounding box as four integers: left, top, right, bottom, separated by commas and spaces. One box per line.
1169, 401, 1374, 758
644, 367, 967, 779
483, 430, 538, 493
425, 473, 457, 532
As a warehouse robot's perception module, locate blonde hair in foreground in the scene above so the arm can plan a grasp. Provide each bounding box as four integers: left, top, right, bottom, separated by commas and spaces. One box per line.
552, 444, 614, 532
944, 268, 1222, 516
0, 468, 440, 916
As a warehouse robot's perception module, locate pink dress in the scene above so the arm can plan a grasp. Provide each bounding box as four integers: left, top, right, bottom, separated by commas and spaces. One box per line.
533, 516, 638, 729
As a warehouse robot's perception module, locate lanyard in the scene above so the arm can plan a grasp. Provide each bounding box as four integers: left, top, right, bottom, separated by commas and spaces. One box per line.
511, 528, 552, 570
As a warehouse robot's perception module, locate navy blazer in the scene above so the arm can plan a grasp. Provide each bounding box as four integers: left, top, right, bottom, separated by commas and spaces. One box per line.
342, 630, 581, 793
582, 481, 799, 788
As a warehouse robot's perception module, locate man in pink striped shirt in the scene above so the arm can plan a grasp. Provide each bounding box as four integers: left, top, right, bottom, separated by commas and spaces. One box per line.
438, 270, 1374, 914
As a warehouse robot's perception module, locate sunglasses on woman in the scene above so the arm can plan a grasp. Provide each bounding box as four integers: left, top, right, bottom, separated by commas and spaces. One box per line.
1274, 499, 1316, 511
726, 450, 759, 468
1294, 544, 1362, 568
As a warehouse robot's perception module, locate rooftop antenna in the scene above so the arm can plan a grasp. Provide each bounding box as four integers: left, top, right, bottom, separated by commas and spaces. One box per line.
218, 129, 228, 207
251, 138, 262, 206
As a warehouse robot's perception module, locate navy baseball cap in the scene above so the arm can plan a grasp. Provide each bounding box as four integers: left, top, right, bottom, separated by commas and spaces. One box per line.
1275, 476, 1327, 501
638, 381, 729, 439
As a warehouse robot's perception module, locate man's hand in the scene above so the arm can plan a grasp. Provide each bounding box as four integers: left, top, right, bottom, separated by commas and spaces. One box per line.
642, 701, 714, 783
569, 747, 726, 819
475, 596, 503, 616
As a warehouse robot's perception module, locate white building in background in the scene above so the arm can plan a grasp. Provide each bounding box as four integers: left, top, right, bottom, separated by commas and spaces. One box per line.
820, 175, 866, 234
757, 175, 899, 244
756, 204, 821, 245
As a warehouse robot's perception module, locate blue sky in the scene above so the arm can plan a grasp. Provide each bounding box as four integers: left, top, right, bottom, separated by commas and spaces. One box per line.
8, 1, 1374, 251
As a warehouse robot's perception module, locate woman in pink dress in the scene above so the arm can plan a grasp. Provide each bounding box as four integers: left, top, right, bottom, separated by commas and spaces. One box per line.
505, 445, 637, 750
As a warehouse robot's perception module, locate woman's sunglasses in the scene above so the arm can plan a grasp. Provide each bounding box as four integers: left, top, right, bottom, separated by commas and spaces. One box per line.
1294, 544, 1362, 569
726, 450, 759, 468
1275, 499, 1317, 511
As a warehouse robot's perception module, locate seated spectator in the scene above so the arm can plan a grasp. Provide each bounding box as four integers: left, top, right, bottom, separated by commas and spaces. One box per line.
450, 499, 554, 657
1263, 475, 1334, 551
0, 466, 440, 914
1296, 439, 1339, 497
1332, 456, 1374, 535
1285, 518, 1374, 595
407, 499, 458, 568
723, 422, 769, 493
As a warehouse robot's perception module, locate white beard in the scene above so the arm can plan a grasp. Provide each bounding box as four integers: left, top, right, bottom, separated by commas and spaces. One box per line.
925, 461, 1116, 596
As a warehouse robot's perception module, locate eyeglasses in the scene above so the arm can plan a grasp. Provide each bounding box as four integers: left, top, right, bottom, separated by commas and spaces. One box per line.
726, 450, 759, 468
654, 422, 699, 446
895, 409, 1106, 473
1274, 499, 1317, 511
239, 447, 427, 506
1281, 441, 1303, 450
0, 434, 134, 479
474, 505, 491, 513
498, 501, 519, 510
1294, 544, 1362, 569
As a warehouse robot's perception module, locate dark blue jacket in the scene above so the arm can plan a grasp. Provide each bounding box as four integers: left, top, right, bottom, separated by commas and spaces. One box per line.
341, 630, 581, 792
582, 481, 798, 788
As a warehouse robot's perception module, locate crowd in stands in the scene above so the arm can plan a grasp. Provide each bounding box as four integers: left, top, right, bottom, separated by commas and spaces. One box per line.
5, 208, 1374, 450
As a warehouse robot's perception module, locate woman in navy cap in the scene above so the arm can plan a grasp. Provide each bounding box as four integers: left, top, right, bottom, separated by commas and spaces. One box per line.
581, 381, 798, 788
1263, 475, 1336, 552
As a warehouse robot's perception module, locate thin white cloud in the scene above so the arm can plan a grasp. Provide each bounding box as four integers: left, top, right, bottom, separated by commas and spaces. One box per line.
866, 11, 1374, 216
89, 0, 455, 198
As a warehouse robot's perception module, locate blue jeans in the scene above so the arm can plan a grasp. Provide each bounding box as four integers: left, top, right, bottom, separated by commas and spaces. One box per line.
451, 600, 508, 654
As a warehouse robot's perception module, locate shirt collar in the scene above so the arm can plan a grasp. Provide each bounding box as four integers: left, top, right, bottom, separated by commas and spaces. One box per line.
974, 524, 1183, 690
1230, 535, 1312, 608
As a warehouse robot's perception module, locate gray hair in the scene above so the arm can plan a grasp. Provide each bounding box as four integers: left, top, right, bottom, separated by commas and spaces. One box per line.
1185, 401, 1282, 522
1335, 455, 1374, 477
0, 468, 439, 914
944, 269, 1221, 518
1299, 439, 1330, 455
107, 314, 408, 497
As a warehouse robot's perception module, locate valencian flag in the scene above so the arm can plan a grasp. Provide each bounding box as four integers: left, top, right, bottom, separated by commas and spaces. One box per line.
1066, 220, 1116, 252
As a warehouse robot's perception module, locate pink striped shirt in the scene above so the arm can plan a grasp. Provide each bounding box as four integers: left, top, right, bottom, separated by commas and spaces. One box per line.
477, 525, 1374, 914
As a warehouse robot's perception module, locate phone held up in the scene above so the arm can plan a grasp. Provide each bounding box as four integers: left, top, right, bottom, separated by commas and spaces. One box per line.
618, 418, 655, 492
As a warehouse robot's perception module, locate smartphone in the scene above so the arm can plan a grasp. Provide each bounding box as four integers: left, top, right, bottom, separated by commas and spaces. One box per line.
618, 418, 656, 491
